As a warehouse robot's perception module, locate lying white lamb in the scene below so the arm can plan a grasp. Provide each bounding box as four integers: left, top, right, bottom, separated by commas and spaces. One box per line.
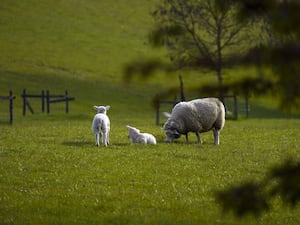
92, 105, 110, 147
126, 125, 157, 145
163, 98, 225, 145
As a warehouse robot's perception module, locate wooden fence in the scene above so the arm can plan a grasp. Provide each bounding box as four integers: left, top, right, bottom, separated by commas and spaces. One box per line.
22, 89, 74, 116
0, 90, 16, 124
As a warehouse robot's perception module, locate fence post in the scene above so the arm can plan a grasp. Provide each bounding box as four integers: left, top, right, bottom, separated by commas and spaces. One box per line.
41, 90, 45, 113
233, 95, 238, 120
9, 90, 13, 124
22, 89, 26, 116
245, 94, 249, 118
65, 90, 69, 113
156, 102, 160, 125
46, 90, 50, 114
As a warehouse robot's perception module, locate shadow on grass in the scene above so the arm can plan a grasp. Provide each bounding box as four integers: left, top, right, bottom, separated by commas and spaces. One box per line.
63, 141, 94, 147
0, 120, 12, 125
63, 141, 130, 147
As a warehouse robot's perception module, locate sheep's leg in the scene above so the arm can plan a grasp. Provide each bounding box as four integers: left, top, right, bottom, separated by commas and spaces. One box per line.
95, 133, 99, 146
213, 128, 220, 145
195, 132, 202, 144
185, 134, 189, 144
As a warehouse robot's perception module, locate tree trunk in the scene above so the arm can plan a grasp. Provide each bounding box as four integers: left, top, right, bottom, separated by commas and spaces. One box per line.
216, 24, 224, 103
217, 67, 224, 102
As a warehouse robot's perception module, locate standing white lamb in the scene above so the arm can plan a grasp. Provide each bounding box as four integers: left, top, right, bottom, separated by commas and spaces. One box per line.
126, 125, 157, 145
163, 98, 225, 145
92, 105, 110, 147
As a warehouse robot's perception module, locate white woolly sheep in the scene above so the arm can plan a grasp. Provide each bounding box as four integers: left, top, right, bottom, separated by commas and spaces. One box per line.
92, 105, 110, 147
126, 125, 157, 145
163, 98, 225, 145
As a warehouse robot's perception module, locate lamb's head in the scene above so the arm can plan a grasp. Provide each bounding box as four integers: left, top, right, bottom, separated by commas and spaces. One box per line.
163, 120, 181, 142
126, 125, 140, 139
93, 105, 110, 114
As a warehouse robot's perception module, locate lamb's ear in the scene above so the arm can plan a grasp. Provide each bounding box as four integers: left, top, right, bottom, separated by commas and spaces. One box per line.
93, 106, 99, 111
106, 105, 110, 111
163, 112, 171, 118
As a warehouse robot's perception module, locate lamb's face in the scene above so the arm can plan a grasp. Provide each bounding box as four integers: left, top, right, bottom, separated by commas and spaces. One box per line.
164, 121, 181, 142
126, 125, 140, 139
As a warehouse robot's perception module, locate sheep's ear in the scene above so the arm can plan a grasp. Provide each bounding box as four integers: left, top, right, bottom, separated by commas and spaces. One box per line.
106, 105, 110, 111
173, 129, 181, 136
127, 125, 135, 131
93, 106, 99, 111
163, 112, 171, 118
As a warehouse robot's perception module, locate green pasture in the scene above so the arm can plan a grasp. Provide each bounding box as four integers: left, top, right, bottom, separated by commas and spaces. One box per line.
1, 118, 300, 225
0, 0, 300, 224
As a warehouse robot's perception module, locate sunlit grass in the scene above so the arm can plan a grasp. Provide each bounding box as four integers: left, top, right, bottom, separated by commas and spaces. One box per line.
1, 118, 300, 225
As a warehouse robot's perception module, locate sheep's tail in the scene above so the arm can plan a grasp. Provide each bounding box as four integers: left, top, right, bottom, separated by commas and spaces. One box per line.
216, 101, 226, 130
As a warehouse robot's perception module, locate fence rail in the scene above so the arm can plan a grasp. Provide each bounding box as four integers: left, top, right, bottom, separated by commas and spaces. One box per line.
22, 89, 74, 115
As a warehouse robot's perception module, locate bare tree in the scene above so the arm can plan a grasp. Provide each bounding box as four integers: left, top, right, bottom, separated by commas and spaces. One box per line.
150, 0, 259, 99
209, 0, 300, 113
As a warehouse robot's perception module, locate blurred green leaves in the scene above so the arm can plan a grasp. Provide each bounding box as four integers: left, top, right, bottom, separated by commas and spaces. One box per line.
214, 0, 300, 113
216, 159, 300, 218
216, 182, 269, 217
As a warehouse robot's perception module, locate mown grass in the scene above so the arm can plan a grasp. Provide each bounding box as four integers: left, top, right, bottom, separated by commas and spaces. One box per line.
1, 117, 300, 225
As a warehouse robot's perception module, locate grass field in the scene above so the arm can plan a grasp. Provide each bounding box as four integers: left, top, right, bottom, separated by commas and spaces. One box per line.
0, 0, 300, 224
1, 117, 300, 225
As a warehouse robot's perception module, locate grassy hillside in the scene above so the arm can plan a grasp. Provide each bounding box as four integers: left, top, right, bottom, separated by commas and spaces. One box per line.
0, 0, 166, 122
0, 0, 158, 81
1, 0, 297, 119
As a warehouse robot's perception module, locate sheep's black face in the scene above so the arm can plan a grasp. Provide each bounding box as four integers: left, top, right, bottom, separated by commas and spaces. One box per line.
165, 128, 181, 142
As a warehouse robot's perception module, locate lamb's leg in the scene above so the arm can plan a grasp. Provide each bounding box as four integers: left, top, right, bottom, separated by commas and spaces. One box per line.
213, 128, 220, 145
195, 132, 202, 144
99, 132, 103, 145
107, 130, 110, 145
103, 132, 108, 147
185, 134, 189, 144
95, 133, 99, 146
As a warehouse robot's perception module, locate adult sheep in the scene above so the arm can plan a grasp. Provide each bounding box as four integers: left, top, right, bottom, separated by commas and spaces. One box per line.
163, 98, 225, 145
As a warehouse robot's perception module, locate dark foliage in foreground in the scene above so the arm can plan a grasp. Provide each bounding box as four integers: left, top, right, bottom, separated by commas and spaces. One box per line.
216, 159, 300, 217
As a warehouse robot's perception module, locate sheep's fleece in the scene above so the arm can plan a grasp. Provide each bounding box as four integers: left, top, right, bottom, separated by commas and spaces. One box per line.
126, 125, 156, 144
163, 98, 225, 144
